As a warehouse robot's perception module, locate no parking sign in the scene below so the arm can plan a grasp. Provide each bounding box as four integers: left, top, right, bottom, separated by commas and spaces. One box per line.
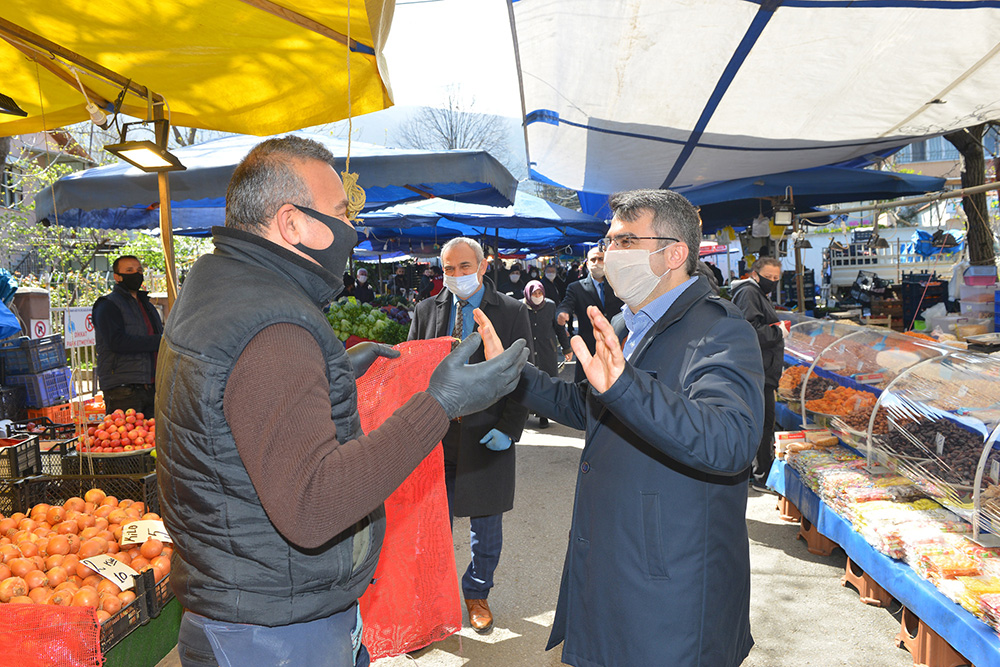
64, 307, 96, 348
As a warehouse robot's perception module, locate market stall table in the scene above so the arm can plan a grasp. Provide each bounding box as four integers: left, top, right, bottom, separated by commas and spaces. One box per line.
770, 403, 1000, 666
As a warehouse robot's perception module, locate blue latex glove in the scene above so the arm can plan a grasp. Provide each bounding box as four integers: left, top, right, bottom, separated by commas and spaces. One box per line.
480, 428, 512, 451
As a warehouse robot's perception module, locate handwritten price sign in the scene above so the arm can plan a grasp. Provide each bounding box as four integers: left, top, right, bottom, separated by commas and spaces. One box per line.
120, 520, 172, 546
82, 555, 139, 590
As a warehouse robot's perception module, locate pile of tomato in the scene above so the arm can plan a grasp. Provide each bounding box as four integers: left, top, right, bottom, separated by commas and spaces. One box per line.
0, 488, 170, 622
79, 409, 155, 454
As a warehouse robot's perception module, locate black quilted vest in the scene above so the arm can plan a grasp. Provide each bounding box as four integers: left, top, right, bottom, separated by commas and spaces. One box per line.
155, 226, 383, 626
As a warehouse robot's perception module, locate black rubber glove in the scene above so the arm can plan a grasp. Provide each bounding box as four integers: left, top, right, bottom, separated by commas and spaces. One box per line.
426, 333, 530, 419
346, 341, 401, 377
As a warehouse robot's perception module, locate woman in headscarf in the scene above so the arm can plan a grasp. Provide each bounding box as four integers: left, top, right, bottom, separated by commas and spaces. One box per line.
523, 280, 572, 428
354, 268, 375, 304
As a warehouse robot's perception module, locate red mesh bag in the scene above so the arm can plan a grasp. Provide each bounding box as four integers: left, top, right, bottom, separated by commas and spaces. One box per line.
357, 338, 461, 658
0, 605, 101, 667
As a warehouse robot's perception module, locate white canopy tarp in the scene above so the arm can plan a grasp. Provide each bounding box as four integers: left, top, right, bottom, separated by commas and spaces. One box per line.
513, 0, 1000, 194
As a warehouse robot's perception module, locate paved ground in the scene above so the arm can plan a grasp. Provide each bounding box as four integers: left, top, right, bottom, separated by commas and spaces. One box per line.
157, 408, 920, 667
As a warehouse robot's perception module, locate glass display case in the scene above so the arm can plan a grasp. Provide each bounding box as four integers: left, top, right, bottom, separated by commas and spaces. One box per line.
781, 322, 948, 429
866, 353, 1000, 544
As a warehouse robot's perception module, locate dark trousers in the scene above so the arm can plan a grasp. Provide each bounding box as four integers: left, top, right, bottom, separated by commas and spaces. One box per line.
752, 385, 777, 485
443, 458, 504, 600
104, 383, 156, 417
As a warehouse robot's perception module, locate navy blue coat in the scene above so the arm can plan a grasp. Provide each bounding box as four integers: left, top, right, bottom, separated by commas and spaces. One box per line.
517, 277, 764, 667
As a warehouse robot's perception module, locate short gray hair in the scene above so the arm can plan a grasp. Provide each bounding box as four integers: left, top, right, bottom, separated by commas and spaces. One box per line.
608, 189, 701, 275
226, 136, 337, 233
751, 257, 782, 274
441, 237, 485, 264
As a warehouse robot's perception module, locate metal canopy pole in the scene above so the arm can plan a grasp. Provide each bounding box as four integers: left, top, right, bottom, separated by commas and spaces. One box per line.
796, 182, 1000, 220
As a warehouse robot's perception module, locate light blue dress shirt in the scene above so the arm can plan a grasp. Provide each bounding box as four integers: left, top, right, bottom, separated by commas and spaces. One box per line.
621, 277, 698, 361
447, 283, 486, 339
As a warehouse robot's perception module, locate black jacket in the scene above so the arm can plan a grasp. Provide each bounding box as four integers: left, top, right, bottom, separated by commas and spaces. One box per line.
408, 278, 533, 516
93, 284, 163, 389
556, 277, 623, 382
731, 277, 784, 387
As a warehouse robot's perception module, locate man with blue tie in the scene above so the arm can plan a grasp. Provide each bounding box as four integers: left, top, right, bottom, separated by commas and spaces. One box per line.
407, 237, 533, 634
556, 247, 624, 382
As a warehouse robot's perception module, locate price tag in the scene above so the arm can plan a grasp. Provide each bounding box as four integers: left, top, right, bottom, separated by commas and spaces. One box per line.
992, 460, 1000, 484
120, 520, 172, 546
958, 385, 969, 398
856, 360, 864, 371
82, 556, 138, 590
935, 433, 946, 456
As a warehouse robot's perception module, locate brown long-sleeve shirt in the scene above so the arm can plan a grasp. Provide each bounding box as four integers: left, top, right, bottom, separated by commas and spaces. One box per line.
223, 322, 449, 549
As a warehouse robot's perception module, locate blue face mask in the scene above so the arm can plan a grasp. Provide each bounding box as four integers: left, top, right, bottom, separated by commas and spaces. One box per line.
292, 205, 357, 276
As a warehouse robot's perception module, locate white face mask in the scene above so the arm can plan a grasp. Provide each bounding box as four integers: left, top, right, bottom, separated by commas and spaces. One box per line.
589, 263, 605, 280
545, 271, 557, 281
356, 275, 367, 284
444, 272, 481, 300
509, 272, 520, 283
604, 246, 670, 309
530, 294, 545, 305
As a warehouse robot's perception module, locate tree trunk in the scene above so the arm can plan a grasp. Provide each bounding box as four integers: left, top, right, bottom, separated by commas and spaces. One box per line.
944, 124, 995, 266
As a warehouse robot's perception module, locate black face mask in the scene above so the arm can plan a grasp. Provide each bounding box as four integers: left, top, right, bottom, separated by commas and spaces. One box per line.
292, 205, 357, 276
756, 275, 778, 294
117, 272, 144, 292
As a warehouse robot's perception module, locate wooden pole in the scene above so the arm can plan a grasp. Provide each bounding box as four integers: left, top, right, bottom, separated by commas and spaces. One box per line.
152, 107, 178, 314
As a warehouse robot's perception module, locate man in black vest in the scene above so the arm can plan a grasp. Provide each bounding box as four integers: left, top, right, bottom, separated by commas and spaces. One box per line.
156, 137, 528, 667
556, 247, 624, 382
92, 255, 163, 417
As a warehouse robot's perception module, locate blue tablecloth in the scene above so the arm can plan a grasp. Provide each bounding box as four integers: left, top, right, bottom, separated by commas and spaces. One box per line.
770, 403, 1000, 666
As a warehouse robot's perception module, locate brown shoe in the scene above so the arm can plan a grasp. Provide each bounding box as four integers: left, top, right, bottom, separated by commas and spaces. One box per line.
465, 598, 494, 634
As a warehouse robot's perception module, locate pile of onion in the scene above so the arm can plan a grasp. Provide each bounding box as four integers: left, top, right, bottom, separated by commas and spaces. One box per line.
0, 488, 171, 623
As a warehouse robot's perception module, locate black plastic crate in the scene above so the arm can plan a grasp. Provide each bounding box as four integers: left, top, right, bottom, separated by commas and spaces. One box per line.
0, 477, 27, 515
0, 335, 66, 375
0, 435, 41, 478
39, 438, 76, 476
61, 451, 156, 476
6, 416, 75, 440
0, 385, 25, 420
16, 472, 159, 515
99, 569, 172, 654
901, 273, 949, 329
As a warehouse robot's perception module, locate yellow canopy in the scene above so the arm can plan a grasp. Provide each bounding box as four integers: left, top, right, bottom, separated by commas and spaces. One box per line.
0, 0, 394, 137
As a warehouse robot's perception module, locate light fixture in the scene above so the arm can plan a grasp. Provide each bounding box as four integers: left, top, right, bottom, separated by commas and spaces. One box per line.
104, 120, 185, 173
773, 200, 795, 226
0, 92, 27, 117
796, 238, 813, 249
69, 67, 110, 129
871, 236, 890, 250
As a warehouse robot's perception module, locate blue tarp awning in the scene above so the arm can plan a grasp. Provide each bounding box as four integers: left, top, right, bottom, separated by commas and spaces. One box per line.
36, 132, 519, 231
578, 166, 946, 234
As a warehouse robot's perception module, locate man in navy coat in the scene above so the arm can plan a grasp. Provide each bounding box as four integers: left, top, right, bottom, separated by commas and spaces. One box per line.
475, 189, 764, 667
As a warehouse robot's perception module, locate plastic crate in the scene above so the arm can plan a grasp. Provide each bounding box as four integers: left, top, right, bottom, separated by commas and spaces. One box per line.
61, 451, 156, 476
0, 435, 41, 478
17, 472, 159, 515
6, 367, 74, 408
0, 477, 27, 515
100, 569, 173, 654
0, 385, 26, 421
27, 402, 73, 424
0, 335, 66, 375
6, 416, 75, 440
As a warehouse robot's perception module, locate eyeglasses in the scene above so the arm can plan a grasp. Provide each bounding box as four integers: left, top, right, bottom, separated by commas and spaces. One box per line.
597, 235, 679, 252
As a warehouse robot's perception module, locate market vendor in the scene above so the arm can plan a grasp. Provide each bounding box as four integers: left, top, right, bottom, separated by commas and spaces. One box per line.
92, 255, 163, 417
731, 257, 788, 491
156, 136, 529, 667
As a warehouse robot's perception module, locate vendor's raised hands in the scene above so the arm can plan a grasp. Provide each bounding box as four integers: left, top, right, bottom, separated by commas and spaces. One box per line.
571, 305, 625, 394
